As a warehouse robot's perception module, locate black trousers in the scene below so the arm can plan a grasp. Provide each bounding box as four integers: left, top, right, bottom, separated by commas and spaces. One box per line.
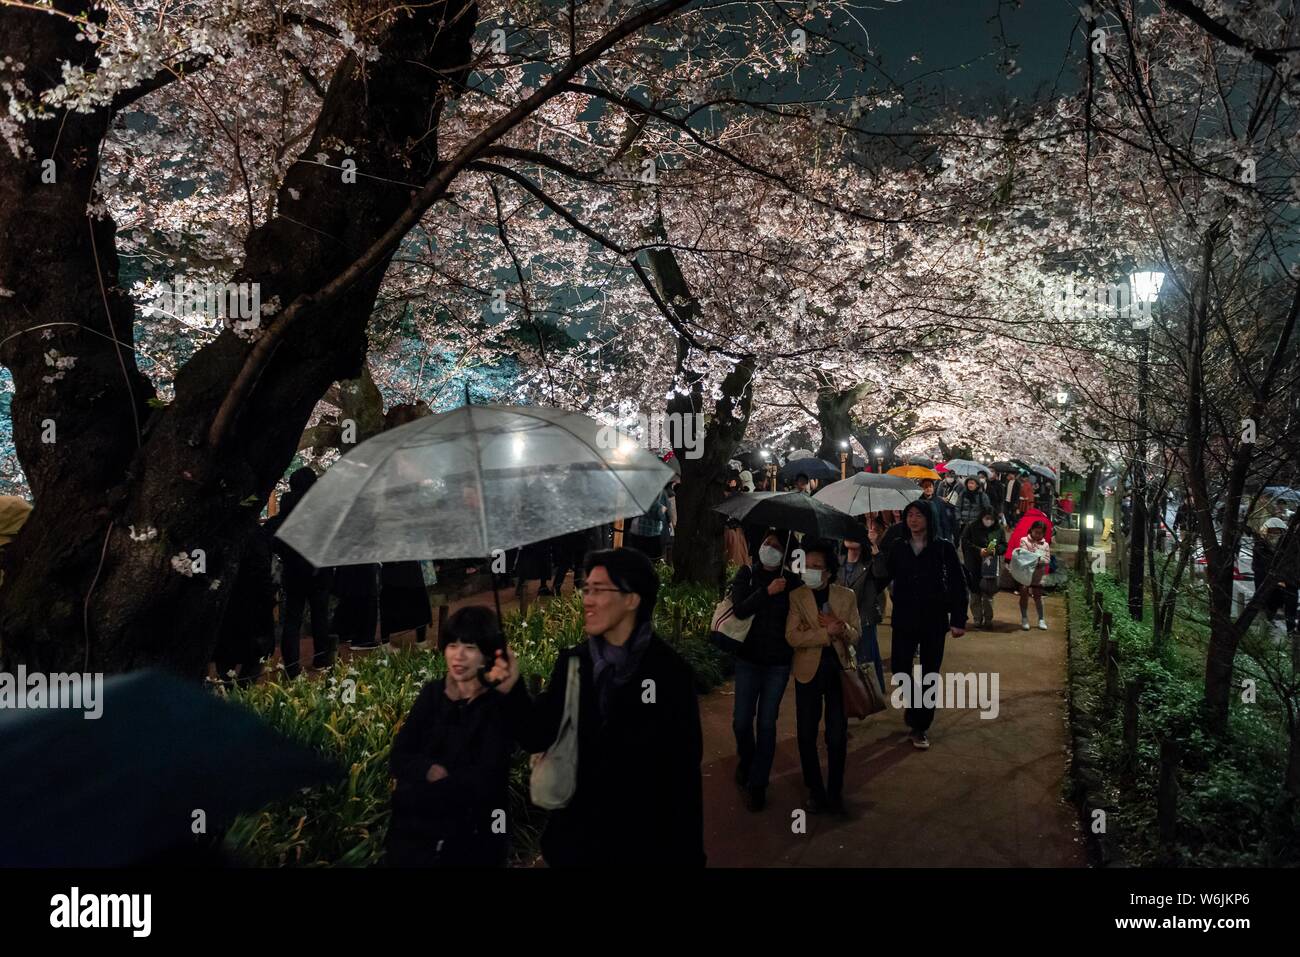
281, 576, 334, 676
890, 626, 947, 733
794, 647, 847, 800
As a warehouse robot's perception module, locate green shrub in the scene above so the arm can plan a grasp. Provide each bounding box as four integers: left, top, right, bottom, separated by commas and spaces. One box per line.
226, 566, 725, 866
1069, 574, 1300, 866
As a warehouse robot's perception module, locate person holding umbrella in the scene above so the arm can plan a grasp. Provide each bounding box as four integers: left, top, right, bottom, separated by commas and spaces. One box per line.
872, 499, 967, 749
489, 548, 705, 867
728, 529, 800, 812
386, 606, 518, 867
785, 540, 861, 816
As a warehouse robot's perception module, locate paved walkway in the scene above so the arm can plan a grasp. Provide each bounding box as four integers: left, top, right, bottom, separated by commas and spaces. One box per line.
700, 590, 1084, 867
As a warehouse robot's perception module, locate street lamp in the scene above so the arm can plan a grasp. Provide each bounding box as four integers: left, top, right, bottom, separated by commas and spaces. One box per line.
1126, 269, 1165, 621
839, 439, 849, 480
873, 445, 884, 474
1055, 388, 1070, 407
761, 448, 777, 491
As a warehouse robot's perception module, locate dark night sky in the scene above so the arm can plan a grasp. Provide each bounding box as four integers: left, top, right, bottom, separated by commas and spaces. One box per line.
844, 0, 1085, 104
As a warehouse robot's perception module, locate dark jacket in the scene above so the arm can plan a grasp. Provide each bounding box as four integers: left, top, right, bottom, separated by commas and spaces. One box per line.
213, 522, 277, 677
960, 518, 1008, 586
839, 553, 881, 628
873, 500, 968, 634
730, 563, 799, 667
955, 488, 992, 528
504, 634, 705, 867
386, 680, 516, 867
922, 492, 958, 541
265, 494, 332, 593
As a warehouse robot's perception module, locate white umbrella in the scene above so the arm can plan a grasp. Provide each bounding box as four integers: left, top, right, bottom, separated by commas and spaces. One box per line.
813, 472, 921, 516
944, 459, 992, 477
275, 404, 673, 565
787, 448, 816, 461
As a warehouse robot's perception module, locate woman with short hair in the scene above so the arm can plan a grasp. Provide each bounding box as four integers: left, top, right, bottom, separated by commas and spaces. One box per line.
786, 540, 861, 815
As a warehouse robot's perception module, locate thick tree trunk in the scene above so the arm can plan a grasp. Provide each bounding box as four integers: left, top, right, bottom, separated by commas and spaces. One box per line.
813, 378, 866, 462
1202, 565, 1240, 734
0, 1, 477, 675
669, 360, 754, 588
641, 242, 754, 589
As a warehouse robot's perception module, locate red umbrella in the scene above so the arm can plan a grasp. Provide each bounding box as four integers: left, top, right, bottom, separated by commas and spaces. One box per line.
935, 461, 949, 474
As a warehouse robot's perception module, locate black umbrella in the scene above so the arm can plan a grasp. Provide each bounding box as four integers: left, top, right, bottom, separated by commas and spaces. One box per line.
714, 491, 862, 540
778, 456, 840, 484
0, 669, 343, 866
990, 460, 1024, 474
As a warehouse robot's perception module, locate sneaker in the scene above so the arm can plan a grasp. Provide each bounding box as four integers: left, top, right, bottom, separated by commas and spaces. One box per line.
1021, 618, 1030, 631
744, 786, 766, 812
911, 731, 930, 750
1038, 619, 1048, 630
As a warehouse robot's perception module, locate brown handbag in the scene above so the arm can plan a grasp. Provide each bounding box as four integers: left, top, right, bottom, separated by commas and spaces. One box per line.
836, 637, 887, 720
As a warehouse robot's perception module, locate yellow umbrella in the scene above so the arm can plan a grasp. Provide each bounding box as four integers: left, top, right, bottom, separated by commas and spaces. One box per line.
886, 465, 941, 481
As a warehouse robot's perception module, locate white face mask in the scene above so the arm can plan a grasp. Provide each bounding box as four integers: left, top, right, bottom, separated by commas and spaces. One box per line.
802, 569, 825, 589
758, 545, 783, 568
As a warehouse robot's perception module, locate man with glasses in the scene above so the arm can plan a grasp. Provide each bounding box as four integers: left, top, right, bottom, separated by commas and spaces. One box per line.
488, 547, 705, 867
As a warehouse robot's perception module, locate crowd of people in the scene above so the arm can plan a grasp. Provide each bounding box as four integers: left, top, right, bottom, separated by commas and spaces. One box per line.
220, 450, 1065, 868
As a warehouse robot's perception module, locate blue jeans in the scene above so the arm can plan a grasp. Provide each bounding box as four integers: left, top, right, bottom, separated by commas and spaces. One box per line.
858, 622, 885, 692
733, 658, 791, 790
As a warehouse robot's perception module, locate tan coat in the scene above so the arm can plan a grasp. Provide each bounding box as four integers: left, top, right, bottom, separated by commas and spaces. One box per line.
785, 583, 862, 684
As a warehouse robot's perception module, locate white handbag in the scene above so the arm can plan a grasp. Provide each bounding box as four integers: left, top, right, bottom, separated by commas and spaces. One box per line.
529, 655, 581, 810
709, 596, 753, 645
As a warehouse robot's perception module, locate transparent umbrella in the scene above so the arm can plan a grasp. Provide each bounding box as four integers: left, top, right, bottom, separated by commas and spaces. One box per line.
275, 404, 673, 566
813, 472, 921, 515
943, 459, 991, 477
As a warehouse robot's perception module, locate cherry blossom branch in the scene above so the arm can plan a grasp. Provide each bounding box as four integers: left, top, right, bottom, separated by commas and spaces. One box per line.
206, 0, 694, 450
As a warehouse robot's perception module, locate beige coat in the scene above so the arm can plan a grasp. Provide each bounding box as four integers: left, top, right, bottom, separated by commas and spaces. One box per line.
785, 583, 862, 684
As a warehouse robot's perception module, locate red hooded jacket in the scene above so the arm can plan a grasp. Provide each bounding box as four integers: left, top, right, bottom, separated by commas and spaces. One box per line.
1006, 507, 1054, 560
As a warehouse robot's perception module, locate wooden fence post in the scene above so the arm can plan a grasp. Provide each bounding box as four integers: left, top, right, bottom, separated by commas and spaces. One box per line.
1084, 566, 1095, 607
1093, 592, 1104, 630
1104, 632, 1120, 709
1098, 611, 1113, 664
1121, 678, 1142, 791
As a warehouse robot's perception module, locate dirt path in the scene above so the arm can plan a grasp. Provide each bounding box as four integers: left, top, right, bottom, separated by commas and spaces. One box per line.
699, 590, 1085, 867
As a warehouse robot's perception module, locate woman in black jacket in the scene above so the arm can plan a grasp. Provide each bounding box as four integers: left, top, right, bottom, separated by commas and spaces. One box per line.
385, 607, 516, 867
490, 547, 705, 867
872, 499, 968, 749
728, 529, 800, 811
960, 507, 1007, 628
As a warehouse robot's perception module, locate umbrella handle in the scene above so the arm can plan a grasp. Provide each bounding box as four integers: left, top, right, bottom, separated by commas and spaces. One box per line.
478, 559, 506, 688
